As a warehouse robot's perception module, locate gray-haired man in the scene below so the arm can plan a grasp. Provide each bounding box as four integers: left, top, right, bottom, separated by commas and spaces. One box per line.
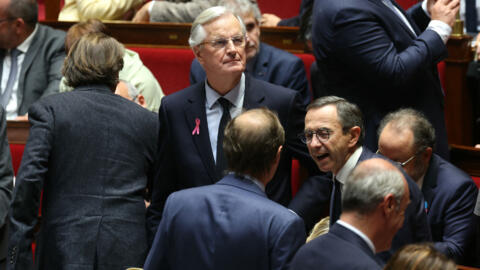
146, 6, 315, 243
292, 158, 410, 270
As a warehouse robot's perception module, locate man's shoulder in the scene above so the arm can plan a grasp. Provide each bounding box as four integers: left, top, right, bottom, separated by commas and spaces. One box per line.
162, 83, 202, 105
294, 232, 380, 269
431, 154, 477, 191
260, 42, 302, 64
247, 75, 297, 97
37, 24, 66, 41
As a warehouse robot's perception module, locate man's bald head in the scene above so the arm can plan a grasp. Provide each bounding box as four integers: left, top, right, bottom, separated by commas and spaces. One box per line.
223, 108, 284, 179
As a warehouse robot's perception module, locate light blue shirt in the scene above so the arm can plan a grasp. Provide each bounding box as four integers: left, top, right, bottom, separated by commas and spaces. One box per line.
205, 73, 245, 162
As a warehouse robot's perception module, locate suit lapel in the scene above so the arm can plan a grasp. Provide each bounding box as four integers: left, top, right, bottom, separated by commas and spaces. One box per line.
17, 25, 42, 110
184, 83, 217, 183
243, 74, 265, 109
367, 0, 417, 39
0, 49, 4, 87
390, 0, 422, 35
422, 155, 438, 212
251, 44, 268, 79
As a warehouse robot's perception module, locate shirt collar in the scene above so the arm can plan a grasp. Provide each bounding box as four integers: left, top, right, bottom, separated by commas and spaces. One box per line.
228, 172, 265, 192
416, 173, 425, 189
205, 73, 245, 109
15, 23, 38, 54
335, 146, 363, 185
337, 220, 376, 253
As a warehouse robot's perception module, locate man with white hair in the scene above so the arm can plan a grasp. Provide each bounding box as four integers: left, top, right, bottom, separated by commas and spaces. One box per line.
190, 0, 310, 106
291, 158, 410, 270
147, 6, 314, 244
115, 80, 148, 109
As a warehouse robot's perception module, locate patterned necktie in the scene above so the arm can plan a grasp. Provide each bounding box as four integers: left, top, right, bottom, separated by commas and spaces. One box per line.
330, 178, 342, 227
215, 97, 231, 180
465, 0, 478, 33
1, 48, 20, 108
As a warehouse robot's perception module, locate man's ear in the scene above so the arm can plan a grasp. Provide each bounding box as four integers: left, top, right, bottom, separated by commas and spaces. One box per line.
13, 18, 25, 35
137, 94, 147, 108
348, 126, 361, 148
193, 46, 205, 66
382, 194, 396, 216
421, 147, 433, 165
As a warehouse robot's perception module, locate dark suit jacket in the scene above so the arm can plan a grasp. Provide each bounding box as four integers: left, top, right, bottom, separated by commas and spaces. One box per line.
189, 42, 311, 107
147, 74, 315, 243
0, 24, 65, 116
290, 222, 382, 270
312, 0, 449, 159
422, 154, 478, 262
0, 107, 13, 265
289, 147, 431, 262
7, 85, 158, 270
144, 174, 306, 270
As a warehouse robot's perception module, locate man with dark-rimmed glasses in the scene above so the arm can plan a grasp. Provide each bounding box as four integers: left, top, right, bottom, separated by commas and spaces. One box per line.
146, 5, 316, 245
290, 95, 431, 263
377, 108, 478, 263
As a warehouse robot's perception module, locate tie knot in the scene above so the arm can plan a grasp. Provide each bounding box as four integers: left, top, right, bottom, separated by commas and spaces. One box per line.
218, 97, 231, 111
10, 48, 20, 58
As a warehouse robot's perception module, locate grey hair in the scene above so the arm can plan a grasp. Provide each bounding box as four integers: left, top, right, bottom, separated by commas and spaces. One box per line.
308, 96, 365, 147
377, 108, 435, 151
119, 79, 139, 100
188, 6, 246, 47
6, 0, 38, 27
342, 161, 406, 215
221, 0, 262, 23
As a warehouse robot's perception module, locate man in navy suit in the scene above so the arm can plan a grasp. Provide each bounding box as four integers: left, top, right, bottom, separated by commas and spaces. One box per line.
377, 108, 478, 263
311, 0, 460, 159
291, 158, 410, 270
189, 0, 310, 107
147, 6, 315, 243
144, 108, 306, 270
289, 96, 431, 261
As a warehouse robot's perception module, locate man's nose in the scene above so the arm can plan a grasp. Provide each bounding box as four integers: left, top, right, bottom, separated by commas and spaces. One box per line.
309, 134, 323, 147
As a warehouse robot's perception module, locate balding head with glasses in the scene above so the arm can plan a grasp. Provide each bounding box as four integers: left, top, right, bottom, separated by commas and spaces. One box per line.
377, 110, 479, 263
377, 108, 435, 184
302, 96, 364, 174
189, 6, 247, 95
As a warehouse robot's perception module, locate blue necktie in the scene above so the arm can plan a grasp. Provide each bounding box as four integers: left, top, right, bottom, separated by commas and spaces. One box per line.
465, 0, 478, 33
1, 48, 20, 108
215, 97, 231, 180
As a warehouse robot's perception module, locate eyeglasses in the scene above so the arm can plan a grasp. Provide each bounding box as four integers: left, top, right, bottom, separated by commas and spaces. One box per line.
375, 148, 424, 167
299, 128, 332, 144
0, 18, 14, 24
199, 35, 246, 49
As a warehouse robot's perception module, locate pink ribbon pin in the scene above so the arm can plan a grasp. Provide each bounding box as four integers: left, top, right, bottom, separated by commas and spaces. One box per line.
192, 118, 200, 135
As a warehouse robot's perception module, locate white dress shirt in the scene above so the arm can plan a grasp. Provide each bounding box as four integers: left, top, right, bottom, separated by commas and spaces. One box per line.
205, 73, 245, 162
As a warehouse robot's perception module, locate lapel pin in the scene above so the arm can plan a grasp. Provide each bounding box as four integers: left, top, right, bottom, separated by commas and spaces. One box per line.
192, 118, 200, 135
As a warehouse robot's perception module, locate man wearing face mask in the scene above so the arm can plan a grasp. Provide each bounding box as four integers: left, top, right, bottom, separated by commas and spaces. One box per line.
189, 0, 311, 107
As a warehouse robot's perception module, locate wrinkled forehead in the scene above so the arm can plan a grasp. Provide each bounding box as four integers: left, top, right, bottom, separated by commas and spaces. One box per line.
305, 105, 342, 130
203, 13, 243, 39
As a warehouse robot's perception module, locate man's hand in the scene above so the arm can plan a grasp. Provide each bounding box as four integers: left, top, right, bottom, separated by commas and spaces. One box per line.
430, 0, 460, 27
132, 2, 151, 22
261, 13, 281, 26
14, 114, 28, 121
